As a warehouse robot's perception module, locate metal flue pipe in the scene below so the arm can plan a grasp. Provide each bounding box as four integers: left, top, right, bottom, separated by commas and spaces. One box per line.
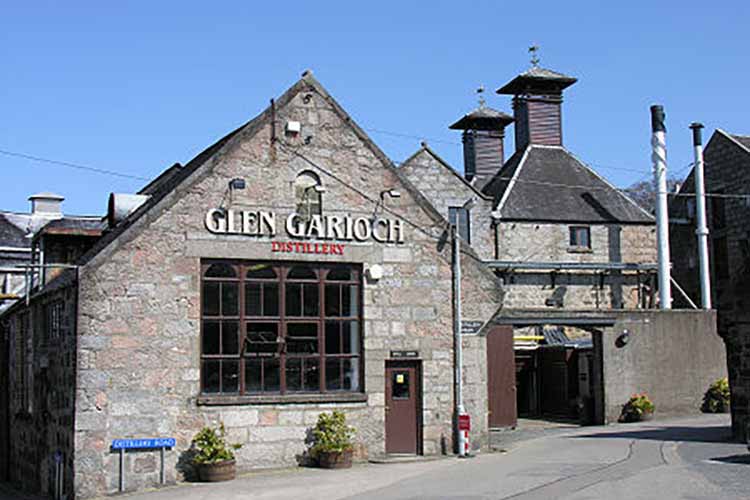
690, 122, 712, 309
651, 105, 672, 309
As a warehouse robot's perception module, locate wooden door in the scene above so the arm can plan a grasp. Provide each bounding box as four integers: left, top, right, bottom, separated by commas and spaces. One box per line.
487, 326, 517, 428
385, 361, 420, 454
540, 348, 571, 417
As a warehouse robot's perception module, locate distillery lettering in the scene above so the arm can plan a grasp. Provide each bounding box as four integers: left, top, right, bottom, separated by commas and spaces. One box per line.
205, 209, 405, 243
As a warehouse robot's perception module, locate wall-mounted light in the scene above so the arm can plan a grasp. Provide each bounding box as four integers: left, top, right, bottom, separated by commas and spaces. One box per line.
366, 264, 384, 281
616, 329, 630, 348
380, 189, 401, 201
229, 178, 246, 190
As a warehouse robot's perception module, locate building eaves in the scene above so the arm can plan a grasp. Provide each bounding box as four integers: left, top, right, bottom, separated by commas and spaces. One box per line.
716, 128, 750, 155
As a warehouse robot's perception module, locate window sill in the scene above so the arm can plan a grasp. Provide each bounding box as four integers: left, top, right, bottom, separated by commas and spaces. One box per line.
567, 246, 593, 254
196, 392, 368, 406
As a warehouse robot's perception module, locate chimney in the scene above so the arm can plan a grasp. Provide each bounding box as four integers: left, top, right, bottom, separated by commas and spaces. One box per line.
28, 192, 64, 216
449, 106, 513, 187
496, 66, 577, 152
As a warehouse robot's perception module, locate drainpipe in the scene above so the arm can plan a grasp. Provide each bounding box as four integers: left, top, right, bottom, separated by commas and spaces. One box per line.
651, 105, 672, 309
690, 122, 711, 309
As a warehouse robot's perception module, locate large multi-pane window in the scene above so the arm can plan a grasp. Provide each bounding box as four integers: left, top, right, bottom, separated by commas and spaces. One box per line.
200, 261, 362, 396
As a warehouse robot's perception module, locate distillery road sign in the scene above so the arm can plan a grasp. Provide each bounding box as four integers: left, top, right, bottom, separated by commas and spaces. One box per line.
461, 321, 484, 335
111, 438, 175, 450
112, 438, 175, 491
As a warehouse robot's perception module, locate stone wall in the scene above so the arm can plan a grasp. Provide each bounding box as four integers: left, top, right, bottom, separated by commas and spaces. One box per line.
399, 147, 495, 260
601, 310, 726, 423
497, 222, 657, 309
2, 283, 77, 497
72, 75, 503, 498
723, 312, 750, 441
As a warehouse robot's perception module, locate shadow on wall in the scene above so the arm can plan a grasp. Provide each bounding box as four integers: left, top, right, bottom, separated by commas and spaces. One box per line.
176, 448, 198, 482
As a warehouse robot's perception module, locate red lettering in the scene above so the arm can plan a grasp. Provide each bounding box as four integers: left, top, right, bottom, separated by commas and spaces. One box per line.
322, 243, 329, 254
271, 241, 280, 252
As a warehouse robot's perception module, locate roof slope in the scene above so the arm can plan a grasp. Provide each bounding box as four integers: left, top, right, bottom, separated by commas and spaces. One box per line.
483, 145, 654, 223
730, 133, 750, 152
0, 213, 30, 248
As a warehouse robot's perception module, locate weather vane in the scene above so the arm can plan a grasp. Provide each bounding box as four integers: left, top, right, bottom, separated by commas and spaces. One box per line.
529, 45, 540, 68
477, 85, 486, 108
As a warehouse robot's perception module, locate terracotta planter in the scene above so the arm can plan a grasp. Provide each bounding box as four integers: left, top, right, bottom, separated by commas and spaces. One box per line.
317, 449, 353, 469
197, 459, 236, 482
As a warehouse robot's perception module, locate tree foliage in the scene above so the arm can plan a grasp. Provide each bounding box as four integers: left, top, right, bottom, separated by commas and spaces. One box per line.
624, 178, 683, 213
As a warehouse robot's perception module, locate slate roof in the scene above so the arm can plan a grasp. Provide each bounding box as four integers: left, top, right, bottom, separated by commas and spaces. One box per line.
731, 134, 750, 151
497, 66, 578, 95
449, 106, 514, 131
482, 145, 654, 224
0, 213, 30, 248
38, 216, 105, 236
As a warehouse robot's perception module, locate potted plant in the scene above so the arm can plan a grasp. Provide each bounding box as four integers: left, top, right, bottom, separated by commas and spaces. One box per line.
192, 423, 242, 481
618, 393, 655, 423
308, 411, 356, 469
701, 377, 730, 413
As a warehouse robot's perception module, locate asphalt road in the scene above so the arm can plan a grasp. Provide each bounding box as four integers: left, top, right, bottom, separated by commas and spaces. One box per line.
2, 414, 747, 500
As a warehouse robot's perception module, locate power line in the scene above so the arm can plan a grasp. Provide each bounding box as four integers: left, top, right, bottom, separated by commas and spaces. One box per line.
0, 148, 150, 181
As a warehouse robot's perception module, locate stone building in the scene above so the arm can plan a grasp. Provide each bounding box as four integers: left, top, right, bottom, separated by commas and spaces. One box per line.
0, 68, 730, 500
0, 72, 505, 498
401, 65, 669, 423
670, 129, 750, 441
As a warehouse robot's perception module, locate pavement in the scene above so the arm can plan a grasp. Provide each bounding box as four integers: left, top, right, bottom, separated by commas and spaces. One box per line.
1, 414, 748, 499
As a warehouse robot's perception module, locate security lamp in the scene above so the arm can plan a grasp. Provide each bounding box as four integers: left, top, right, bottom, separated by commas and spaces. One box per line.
229, 178, 246, 190
380, 189, 401, 201
462, 197, 476, 210
616, 329, 630, 348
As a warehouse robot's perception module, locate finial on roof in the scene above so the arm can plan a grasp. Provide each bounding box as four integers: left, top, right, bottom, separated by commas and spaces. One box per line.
301, 69, 313, 78
529, 45, 540, 68
477, 85, 486, 109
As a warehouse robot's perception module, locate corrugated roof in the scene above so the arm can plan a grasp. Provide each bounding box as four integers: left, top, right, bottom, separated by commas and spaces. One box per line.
483, 145, 654, 223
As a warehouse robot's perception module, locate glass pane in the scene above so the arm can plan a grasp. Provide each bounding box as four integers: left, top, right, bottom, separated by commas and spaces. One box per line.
222, 360, 239, 393
245, 358, 262, 393
303, 358, 320, 391
246, 265, 276, 279
246, 323, 278, 354
325, 321, 341, 354
245, 283, 261, 316
287, 323, 318, 354
286, 358, 301, 391
265, 358, 280, 392
202, 321, 220, 354
202, 282, 220, 316
264, 283, 279, 316
222, 283, 239, 316
303, 283, 319, 316
286, 283, 302, 316
343, 358, 360, 391
325, 284, 340, 317
288, 266, 316, 280
392, 371, 409, 399
205, 263, 237, 278
341, 285, 358, 317
202, 360, 220, 393
222, 321, 239, 354
326, 268, 351, 281
325, 358, 342, 391
342, 321, 359, 355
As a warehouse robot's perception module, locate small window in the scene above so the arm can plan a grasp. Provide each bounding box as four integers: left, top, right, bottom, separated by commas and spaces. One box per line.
686, 199, 696, 219
295, 171, 322, 222
448, 207, 471, 244
711, 195, 726, 230
569, 226, 591, 249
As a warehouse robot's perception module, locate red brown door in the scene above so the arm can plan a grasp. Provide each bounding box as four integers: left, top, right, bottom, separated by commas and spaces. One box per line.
385, 361, 421, 454
487, 326, 517, 428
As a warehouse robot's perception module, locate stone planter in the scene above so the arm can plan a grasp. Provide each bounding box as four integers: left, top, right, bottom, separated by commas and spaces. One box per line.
317, 449, 353, 469
197, 459, 236, 482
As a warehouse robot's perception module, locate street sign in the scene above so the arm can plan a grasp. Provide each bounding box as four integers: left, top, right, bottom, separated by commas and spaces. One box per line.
461, 321, 484, 335
458, 414, 471, 431
111, 438, 175, 450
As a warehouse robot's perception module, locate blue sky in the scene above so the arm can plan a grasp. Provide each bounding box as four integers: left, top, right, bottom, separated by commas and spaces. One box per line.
2, 1, 748, 215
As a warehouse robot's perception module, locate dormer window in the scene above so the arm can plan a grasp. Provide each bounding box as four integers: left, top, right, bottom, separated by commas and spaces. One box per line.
294, 171, 323, 222
569, 226, 591, 250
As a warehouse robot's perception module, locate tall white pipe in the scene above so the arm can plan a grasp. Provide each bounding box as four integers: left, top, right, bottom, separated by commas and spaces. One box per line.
452, 223, 466, 457
651, 105, 672, 309
690, 122, 712, 309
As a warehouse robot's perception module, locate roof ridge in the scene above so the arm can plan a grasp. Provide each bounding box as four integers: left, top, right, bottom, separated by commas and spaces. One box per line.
495, 146, 532, 214
717, 128, 750, 155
